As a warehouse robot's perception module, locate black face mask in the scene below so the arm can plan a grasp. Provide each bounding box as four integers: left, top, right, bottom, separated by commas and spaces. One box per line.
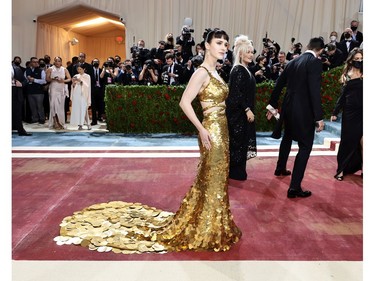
352, 60, 362, 69
39, 63, 46, 68
351, 26, 358, 32
14, 61, 21, 66
344, 32, 351, 39
93, 62, 99, 68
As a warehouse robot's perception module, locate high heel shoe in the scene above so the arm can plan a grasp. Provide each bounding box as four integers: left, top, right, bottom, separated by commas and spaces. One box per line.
87, 125, 92, 130
78, 125, 83, 130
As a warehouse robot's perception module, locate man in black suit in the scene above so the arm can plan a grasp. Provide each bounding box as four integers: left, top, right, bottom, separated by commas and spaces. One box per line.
162, 53, 183, 85
339, 20, 363, 45
337, 28, 360, 61
266, 37, 325, 199
12, 57, 32, 136
321, 43, 345, 72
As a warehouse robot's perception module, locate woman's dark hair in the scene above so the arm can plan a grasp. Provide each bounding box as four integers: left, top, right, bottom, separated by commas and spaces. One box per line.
341, 47, 363, 78
205, 28, 229, 43
201, 28, 229, 50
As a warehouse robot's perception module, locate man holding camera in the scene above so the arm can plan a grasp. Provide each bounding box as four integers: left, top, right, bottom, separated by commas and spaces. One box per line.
321, 43, 345, 72
121, 59, 139, 85
139, 59, 159, 85
176, 25, 195, 63
162, 53, 183, 85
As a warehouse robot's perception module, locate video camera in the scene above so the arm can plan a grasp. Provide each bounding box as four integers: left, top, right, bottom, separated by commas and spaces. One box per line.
182, 26, 194, 40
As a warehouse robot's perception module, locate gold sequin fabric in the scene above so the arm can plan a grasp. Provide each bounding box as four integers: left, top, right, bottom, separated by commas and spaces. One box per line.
54, 70, 242, 254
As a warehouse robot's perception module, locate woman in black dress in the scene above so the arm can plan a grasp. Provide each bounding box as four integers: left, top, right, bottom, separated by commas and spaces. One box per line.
331, 48, 363, 180
226, 35, 257, 181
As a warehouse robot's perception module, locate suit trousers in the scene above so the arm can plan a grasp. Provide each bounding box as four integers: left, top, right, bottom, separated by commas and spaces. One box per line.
12, 86, 25, 132
91, 86, 104, 123
289, 135, 314, 190
28, 94, 45, 123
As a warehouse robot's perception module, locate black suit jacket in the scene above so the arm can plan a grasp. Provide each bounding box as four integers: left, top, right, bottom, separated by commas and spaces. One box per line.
162, 63, 183, 85
340, 31, 363, 44
269, 52, 323, 141
337, 40, 360, 60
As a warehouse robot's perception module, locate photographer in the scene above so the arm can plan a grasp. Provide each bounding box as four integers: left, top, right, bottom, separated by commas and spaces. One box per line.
130, 39, 151, 70
182, 54, 203, 84
287, 38, 303, 61
261, 37, 280, 65
150, 40, 167, 63
320, 43, 345, 72
164, 33, 175, 51
121, 59, 139, 85
250, 55, 271, 83
161, 53, 183, 85
176, 25, 195, 63
270, 51, 288, 81
139, 59, 158, 85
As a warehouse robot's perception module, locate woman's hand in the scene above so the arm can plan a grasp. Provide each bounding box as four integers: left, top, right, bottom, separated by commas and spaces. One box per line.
246, 110, 255, 122
199, 128, 212, 150
330, 115, 337, 122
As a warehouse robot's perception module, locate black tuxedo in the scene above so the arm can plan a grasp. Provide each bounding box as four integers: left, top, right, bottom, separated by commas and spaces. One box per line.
162, 63, 183, 85
340, 30, 363, 44
269, 52, 323, 190
91, 67, 105, 124
337, 39, 360, 60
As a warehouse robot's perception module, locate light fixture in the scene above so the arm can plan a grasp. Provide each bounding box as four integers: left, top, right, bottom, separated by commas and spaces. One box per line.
70, 38, 79, 45
115, 36, 124, 44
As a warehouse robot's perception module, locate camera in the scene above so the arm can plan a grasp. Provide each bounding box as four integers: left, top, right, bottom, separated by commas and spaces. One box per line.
125, 65, 132, 71
145, 60, 154, 69
162, 71, 169, 84
182, 27, 194, 34
262, 37, 269, 47
190, 55, 203, 68
182, 26, 194, 40
103, 62, 109, 67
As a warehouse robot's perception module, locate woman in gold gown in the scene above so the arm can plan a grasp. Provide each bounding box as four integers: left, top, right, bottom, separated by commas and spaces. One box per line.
54, 29, 242, 254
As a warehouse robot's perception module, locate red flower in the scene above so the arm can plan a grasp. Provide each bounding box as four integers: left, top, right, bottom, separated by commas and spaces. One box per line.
117, 106, 123, 111
164, 93, 171, 100
130, 123, 135, 128
132, 100, 137, 106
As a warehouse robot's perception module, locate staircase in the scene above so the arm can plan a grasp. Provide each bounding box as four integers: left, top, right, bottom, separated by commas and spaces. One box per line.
256, 119, 341, 152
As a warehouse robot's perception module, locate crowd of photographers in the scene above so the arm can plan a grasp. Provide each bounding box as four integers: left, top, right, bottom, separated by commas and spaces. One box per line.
98, 21, 362, 87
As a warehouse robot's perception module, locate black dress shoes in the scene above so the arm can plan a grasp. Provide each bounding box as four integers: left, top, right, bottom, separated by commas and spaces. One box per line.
274, 169, 292, 176
287, 188, 312, 198
91, 122, 97, 126
18, 131, 32, 136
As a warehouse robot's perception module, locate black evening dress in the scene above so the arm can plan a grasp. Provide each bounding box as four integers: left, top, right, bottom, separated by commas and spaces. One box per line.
226, 65, 257, 181
54, 66, 242, 254
332, 77, 363, 176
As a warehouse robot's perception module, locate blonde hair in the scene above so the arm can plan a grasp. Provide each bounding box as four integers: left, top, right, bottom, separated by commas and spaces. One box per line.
232, 35, 254, 67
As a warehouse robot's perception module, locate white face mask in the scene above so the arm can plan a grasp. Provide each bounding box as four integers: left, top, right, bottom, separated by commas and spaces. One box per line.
330, 36, 337, 41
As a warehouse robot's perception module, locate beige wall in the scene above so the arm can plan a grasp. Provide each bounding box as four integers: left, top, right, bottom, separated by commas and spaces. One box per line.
12, 0, 362, 66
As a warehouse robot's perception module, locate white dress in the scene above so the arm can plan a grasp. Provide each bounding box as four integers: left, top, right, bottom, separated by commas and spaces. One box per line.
70, 73, 91, 126
48, 66, 69, 128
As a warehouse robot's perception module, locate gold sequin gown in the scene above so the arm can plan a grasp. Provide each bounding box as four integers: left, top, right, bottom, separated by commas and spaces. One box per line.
54, 67, 242, 254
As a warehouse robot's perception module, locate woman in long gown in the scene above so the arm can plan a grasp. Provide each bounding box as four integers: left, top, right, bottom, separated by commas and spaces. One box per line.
226, 35, 257, 181
46, 57, 71, 130
331, 48, 363, 180
70, 65, 92, 130
54, 29, 242, 254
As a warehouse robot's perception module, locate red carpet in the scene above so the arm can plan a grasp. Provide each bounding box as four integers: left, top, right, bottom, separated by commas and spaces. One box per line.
12, 154, 362, 261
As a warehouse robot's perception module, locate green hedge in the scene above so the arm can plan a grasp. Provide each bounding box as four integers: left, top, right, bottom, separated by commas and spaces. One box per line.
105, 66, 343, 133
